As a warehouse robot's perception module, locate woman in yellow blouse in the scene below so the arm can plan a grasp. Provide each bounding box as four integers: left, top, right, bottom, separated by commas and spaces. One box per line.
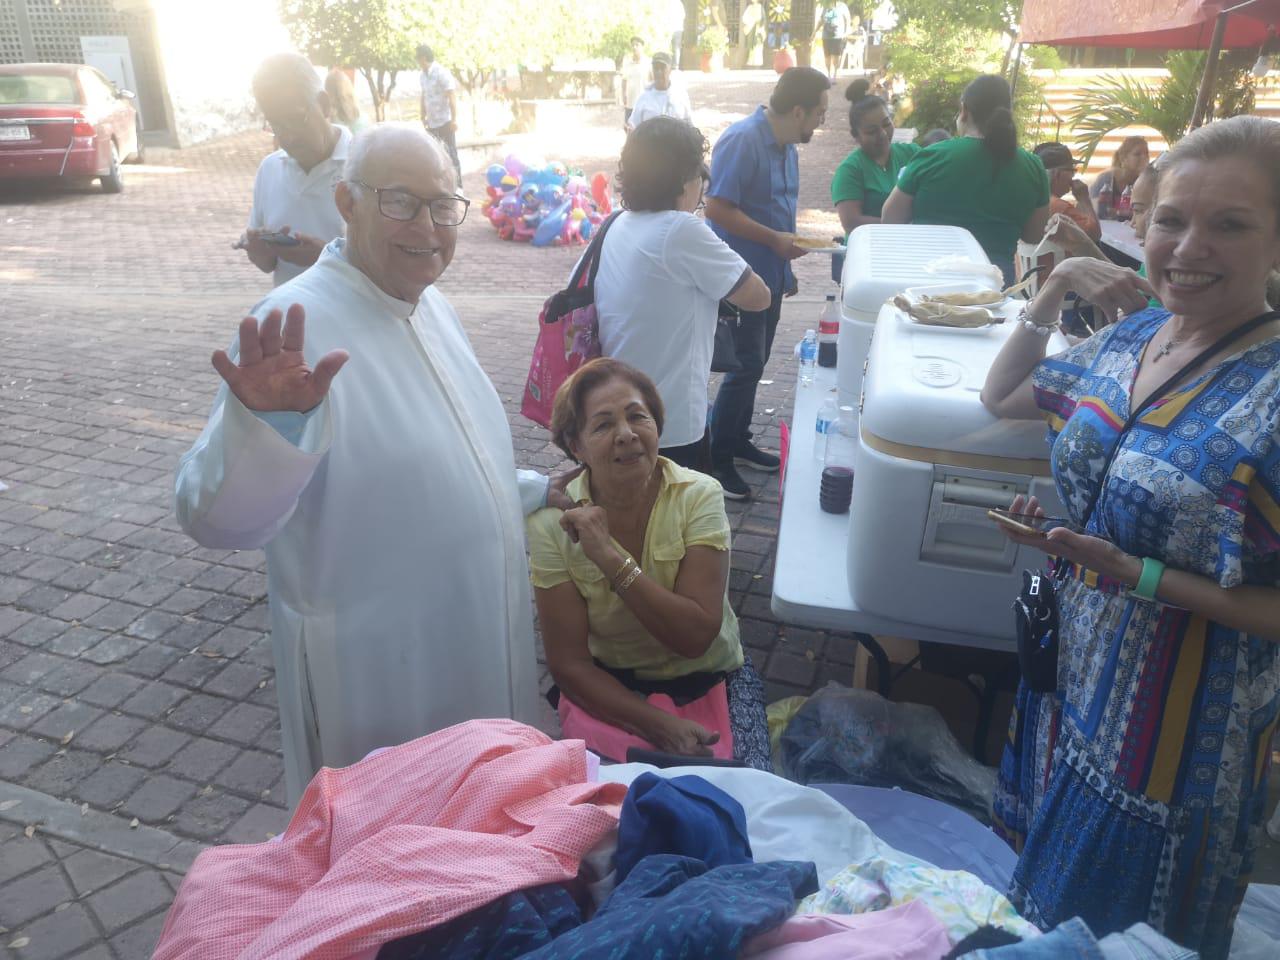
526, 358, 770, 768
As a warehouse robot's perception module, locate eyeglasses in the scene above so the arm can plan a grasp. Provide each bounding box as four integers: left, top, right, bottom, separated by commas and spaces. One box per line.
353, 180, 470, 226
695, 169, 709, 211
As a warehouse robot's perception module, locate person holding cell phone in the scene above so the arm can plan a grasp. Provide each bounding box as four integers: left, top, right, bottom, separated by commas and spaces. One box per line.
241, 53, 349, 287
979, 116, 1280, 957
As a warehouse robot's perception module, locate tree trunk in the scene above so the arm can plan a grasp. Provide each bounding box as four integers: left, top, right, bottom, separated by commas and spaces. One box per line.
361, 69, 385, 123
1190, 14, 1228, 129
682, 0, 697, 71
1000, 32, 1018, 76
791, 0, 816, 69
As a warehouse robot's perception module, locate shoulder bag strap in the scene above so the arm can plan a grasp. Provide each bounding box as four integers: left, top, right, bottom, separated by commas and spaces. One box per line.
1077, 309, 1280, 531
582, 210, 623, 293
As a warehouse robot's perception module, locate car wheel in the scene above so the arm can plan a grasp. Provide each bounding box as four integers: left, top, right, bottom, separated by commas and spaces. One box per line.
129, 119, 146, 163
101, 142, 124, 193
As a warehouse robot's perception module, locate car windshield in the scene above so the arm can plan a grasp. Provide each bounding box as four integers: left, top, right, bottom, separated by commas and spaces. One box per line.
0, 75, 78, 105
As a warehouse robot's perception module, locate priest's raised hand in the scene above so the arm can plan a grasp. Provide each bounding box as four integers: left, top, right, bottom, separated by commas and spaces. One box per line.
211, 303, 349, 413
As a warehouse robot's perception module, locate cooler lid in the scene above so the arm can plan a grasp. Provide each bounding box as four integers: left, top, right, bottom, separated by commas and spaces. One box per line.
841, 224, 992, 318
860, 299, 1068, 464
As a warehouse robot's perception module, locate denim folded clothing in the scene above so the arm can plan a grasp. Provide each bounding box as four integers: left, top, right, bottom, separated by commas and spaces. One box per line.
615, 773, 753, 883
519, 854, 819, 960
376, 883, 580, 959
967, 916, 1197, 960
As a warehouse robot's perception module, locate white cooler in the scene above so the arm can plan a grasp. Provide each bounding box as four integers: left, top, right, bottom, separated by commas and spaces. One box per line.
838, 225, 992, 409
847, 299, 1068, 643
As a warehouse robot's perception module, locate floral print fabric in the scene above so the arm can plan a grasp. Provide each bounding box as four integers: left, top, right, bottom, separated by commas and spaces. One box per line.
797, 855, 1040, 944
994, 308, 1280, 958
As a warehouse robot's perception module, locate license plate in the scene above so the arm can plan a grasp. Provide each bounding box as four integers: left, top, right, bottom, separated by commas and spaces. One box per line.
0, 124, 31, 141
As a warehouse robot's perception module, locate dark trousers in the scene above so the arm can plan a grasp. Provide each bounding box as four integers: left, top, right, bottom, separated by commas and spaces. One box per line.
709, 290, 783, 466
660, 430, 711, 472
427, 123, 462, 181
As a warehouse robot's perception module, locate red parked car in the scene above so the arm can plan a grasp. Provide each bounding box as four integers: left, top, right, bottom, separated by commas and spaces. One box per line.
0, 63, 144, 194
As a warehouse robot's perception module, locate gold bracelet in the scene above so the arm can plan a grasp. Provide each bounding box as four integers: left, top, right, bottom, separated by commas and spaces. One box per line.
610, 556, 637, 590
614, 564, 643, 595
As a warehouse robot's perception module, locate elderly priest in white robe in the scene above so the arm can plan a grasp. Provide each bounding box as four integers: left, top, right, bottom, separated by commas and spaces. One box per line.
176, 126, 567, 804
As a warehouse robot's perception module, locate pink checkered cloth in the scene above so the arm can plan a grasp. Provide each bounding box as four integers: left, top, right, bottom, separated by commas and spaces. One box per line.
153, 719, 625, 960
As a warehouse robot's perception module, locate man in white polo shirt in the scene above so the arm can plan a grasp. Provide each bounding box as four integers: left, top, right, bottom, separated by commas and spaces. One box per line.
627, 52, 692, 131
242, 53, 349, 287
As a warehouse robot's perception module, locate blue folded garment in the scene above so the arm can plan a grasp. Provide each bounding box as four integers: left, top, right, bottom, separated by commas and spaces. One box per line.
521, 854, 819, 960
615, 772, 752, 883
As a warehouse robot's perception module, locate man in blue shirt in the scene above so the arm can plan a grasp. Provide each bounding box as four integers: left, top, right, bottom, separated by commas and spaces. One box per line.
705, 67, 829, 499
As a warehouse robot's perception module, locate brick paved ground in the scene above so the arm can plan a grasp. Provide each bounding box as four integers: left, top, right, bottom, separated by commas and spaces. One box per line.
2, 69, 1277, 958
0, 70, 865, 957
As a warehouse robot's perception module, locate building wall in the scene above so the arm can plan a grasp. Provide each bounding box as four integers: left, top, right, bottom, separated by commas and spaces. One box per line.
0, 0, 293, 147
150, 0, 291, 147
0, 0, 168, 131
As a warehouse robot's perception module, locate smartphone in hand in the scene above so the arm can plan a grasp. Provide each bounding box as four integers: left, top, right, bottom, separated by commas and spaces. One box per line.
259, 230, 301, 247
232, 230, 300, 249
987, 509, 1053, 538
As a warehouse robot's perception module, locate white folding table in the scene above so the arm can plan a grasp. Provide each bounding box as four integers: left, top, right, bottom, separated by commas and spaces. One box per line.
1099, 219, 1144, 265
771, 363, 1018, 759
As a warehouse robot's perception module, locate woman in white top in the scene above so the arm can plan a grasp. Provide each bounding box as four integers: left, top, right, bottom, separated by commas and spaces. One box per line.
593, 117, 770, 470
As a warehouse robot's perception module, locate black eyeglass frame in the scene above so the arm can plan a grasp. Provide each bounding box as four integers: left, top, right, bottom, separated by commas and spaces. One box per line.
351, 179, 471, 226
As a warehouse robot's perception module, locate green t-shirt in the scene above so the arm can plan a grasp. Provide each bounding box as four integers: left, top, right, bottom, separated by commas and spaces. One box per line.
1135, 262, 1161, 309
896, 136, 1050, 266
831, 141, 921, 221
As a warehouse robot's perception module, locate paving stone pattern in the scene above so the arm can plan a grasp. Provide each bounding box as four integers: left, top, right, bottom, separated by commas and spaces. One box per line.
0, 70, 875, 957
0, 821, 180, 960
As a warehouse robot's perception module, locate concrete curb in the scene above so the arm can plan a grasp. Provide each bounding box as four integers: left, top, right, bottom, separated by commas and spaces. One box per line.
0, 780, 204, 872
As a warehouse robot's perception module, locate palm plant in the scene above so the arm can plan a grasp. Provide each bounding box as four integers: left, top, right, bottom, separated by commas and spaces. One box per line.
1066, 51, 1257, 165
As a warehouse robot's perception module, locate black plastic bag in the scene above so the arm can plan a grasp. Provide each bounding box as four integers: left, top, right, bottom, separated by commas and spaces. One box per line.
780, 684, 997, 823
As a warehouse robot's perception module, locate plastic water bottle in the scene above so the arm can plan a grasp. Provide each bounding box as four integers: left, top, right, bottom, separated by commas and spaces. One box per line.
799, 329, 818, 385
818, 294, 839, 368
814, 393, 838, 461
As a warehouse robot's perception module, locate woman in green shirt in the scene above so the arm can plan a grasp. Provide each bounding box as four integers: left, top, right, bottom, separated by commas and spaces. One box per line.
830, 79, 920, 236
882, 74, 1050, 284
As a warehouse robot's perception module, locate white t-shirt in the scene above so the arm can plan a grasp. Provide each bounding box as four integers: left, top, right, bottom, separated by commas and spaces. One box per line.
629, 84, 692, 127
621, 57, 652, 109
419, 62, 457, 129
247, 125, 350, 287
594, 211, 749, 447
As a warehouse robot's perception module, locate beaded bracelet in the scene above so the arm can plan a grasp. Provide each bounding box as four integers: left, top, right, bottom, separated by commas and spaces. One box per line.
1017, 304, 1060, 337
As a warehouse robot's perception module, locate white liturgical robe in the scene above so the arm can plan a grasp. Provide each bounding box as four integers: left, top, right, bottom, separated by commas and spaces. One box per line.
175, 241, 545, 804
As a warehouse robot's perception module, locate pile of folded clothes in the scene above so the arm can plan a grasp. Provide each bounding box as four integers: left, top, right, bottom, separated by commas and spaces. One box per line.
151, 719, 1193, 960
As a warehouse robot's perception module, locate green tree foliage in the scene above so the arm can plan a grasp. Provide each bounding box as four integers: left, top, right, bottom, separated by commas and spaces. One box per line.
279, 0, 427, 121
588, 1, 676, 65
887, 20, 1042, 145
891, 0, 1018, 36
902, 65, 1043, 144
1066, 51, 1257, 163
881, 1, 1051, 146
284, 0, 674, 105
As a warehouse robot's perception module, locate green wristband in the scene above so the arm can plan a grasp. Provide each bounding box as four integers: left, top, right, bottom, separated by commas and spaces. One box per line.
1131, 557, 1166, 601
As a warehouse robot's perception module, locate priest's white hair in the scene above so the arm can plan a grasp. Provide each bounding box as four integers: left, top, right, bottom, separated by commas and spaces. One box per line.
344, 125, 457, 191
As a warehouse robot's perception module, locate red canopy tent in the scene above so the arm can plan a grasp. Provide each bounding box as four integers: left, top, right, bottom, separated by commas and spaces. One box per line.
1018, 0, 1279, 49
1015, 0, 1280, 126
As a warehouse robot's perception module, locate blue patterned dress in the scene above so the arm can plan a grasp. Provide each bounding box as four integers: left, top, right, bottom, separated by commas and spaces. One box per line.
992, 308, 1280, 958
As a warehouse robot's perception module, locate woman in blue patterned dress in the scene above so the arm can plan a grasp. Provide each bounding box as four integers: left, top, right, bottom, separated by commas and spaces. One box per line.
979, 116, 1280, 957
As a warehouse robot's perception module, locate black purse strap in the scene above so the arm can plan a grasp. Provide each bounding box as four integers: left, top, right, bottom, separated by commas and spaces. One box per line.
571, 209, 622, 293
542, 210, 623, 325
1077, 310, 1280, 533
